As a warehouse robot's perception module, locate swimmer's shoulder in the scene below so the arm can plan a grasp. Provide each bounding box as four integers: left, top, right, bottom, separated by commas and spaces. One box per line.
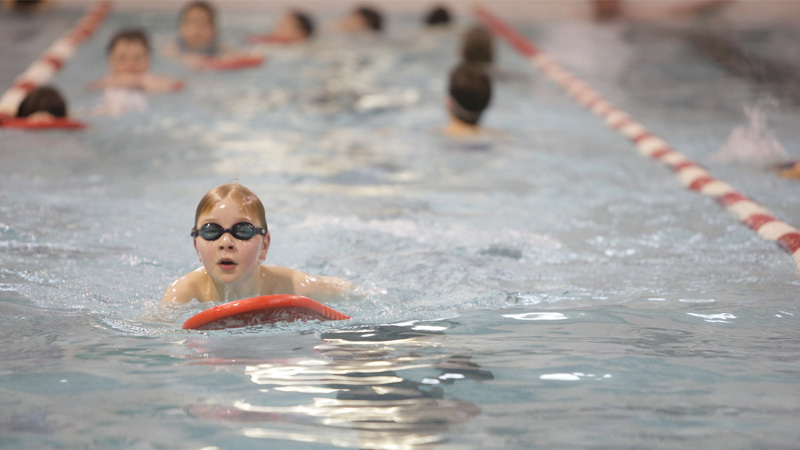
259, 264, 299, 294
162, 268, 209, 303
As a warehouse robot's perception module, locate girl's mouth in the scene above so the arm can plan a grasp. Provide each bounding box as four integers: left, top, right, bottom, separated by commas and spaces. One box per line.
218, 258, 237, 271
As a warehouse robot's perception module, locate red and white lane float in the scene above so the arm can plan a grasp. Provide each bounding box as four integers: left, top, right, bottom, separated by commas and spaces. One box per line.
0, 1, 111, 116
182, 295, 351, 331
476, 7, 800, 269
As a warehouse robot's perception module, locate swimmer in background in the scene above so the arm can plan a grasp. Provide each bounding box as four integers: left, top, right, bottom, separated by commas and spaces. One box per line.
424, 5, 452, 27
443, 63, 492, 137
166, 1, 260, 68
162, 183, 353, 304
89, 28, 182, 93
334, 5, 384, 34
0, 85, 74, 126
15, 85, 67, 121
250, 10, 315, 44
3, 0, 52, 13
165, 1, 220, 66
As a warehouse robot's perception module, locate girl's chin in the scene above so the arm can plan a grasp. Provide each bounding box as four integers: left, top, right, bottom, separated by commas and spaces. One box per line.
208, 267, 258, 289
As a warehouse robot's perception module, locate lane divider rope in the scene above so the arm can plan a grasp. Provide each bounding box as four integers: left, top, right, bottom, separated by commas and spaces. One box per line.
476, 7, 800, 269
0, 1, 111, 114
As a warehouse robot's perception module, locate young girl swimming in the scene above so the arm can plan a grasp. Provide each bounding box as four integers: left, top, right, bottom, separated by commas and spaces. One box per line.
162, 183, 353, 304
167, 1, 220, 61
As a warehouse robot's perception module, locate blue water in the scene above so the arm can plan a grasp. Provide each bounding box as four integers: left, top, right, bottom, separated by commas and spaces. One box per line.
2, 4, 800, 449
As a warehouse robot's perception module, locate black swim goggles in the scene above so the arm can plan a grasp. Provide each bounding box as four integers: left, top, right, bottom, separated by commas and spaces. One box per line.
191, 222, 267, 241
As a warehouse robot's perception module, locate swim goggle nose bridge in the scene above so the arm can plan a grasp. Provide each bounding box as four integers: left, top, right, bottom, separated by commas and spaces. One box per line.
191, 222, 267, 241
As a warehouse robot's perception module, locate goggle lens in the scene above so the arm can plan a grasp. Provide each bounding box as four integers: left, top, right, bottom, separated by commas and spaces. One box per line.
192, 222, 266, 241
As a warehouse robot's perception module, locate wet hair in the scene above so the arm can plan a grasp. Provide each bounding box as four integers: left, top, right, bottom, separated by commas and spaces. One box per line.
194, 183, 268, 232
179, 1, 217, 27
356, 6, 383, 32
292, 10, 314, 38
106, 28, 151, 56
16, 86, 67, 118
461, 26, 494, 65
424, 6, 451, 26
448, 63, 492, 126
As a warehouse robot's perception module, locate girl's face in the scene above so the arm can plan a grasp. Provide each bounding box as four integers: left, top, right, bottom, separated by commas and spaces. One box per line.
108, 39, 150, 75
180, 6, 215, 50
193, 196, 269, 288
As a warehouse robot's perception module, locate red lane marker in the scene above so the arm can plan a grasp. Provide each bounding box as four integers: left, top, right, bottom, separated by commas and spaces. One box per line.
42, 55, 65, 70
13, 81, 37, 92
477, 7, 800, 268
717, 192, 749, 206
650, 148, 675, 159
744, 214, 778, 231
673, 161, 703, 172
688, 176, 716, 191
778, 232, 800, 254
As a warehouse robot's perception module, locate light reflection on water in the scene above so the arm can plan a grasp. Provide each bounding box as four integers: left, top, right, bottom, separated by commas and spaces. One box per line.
187, 323, 491, 449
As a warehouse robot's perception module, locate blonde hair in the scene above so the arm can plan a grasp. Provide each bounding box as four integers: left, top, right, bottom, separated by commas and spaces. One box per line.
193, 183, 268, 231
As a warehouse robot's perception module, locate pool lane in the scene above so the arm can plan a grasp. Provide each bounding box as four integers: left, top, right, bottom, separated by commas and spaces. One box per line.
477, 7, 800, 270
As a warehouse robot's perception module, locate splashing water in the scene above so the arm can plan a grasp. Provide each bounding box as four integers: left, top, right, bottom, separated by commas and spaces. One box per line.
710, 98, 788, 164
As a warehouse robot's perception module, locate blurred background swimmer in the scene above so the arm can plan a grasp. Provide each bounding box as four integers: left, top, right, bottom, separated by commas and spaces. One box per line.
165, 0, 220, 66
0, 85, 88, 129
335, 5, 384, 34
248, 10, 315, 45
424, 4, 452, 27
2, 0, 52, 13
16, 85, 67, 121
443, 63, 492, 137
89, 28, 182, 116
165, 1, 264, 70
90, 28, 182, 93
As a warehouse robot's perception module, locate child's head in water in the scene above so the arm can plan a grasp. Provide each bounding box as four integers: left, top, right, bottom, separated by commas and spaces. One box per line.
273, 10, 315, 41
424, 5, 451, 27
447, 63, 492, 130
107, 28, 151, 76
17, 85, 67, 118
339, 6, 383, 33
177, 1, 218, 55
192, 183, 270, 287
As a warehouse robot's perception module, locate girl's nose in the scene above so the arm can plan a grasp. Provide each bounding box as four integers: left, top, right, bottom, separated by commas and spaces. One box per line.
218, 234, 235, 249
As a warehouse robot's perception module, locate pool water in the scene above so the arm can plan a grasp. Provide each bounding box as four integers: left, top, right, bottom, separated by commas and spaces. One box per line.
1, 4, 799, 449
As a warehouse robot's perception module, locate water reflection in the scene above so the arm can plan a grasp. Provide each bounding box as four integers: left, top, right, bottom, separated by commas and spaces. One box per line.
187, 322, 493, 449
